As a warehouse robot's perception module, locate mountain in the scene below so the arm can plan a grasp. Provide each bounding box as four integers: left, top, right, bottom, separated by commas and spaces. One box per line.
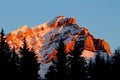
6, 16, 112, 63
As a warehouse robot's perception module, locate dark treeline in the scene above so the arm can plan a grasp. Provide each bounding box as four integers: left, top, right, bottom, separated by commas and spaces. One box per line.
0, 29, 41, 80
0, 29, 120, 80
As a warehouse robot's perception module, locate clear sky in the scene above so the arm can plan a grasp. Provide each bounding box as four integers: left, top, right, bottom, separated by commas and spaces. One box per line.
0, 0, 120, 52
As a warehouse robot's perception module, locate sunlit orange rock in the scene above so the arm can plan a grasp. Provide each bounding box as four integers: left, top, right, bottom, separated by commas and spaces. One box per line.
67, 17, 76, 25
65, 41, 75, 53
50, 21, 58, 28
24, 28, 33, 36
84, 36, 95, 51
6, 33, 15, 41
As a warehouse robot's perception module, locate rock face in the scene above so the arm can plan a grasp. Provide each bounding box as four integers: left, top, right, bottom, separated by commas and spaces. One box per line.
84, 36, 95, 52
48, 16, 76, 28
94, 39, 111, 55
78, 28, 112, 55
6, 16, 112, 62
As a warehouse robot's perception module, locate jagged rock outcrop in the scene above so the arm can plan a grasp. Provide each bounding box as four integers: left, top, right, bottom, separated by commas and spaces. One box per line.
48, 16, 76, 28
58, 17, 76, 26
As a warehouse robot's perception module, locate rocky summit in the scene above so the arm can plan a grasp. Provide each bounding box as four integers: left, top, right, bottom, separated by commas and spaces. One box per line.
6, 16, 112, 62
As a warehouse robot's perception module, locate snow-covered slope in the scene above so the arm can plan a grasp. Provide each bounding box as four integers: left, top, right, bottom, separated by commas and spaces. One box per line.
6, 16, 112, 62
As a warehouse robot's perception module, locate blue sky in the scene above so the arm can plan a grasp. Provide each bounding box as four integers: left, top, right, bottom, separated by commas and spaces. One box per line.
0, 0, 120, 52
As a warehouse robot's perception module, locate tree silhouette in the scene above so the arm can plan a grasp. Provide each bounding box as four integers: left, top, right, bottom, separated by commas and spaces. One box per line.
19, 38, 40, 80
92, 52, 109, 80
104, 54, 112, 80
45, 39, 67, 80
9, 49, 20, 80
69, 44, 87, 80
87, 59, 94, 80
111, 48, 120, 80
0, 29, 12, 80
55, 39, 67, 80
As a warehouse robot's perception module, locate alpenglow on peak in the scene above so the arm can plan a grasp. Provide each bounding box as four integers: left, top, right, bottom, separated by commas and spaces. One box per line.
6, 16, 112, 62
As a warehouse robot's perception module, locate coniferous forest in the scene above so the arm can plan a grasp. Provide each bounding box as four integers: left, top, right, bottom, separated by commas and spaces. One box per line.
0, 29, 120, 80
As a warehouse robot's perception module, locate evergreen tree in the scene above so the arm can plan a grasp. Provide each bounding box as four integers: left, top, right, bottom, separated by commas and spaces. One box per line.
19, 38, 40, 80
87, 59, 94, 80
87, 52, 111, 80
45, 39, 67, 80
104, 54, 112, 80
9, 49, 20, 80
55, 39, 67, 80
0, 29, 11, 80
69, 44, 87, 80
111, 48, 120, 80
92, 52, 107, 80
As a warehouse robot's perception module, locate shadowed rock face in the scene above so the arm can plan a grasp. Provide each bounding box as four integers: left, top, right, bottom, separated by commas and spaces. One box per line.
5, 16, 112, 62
64, 28, 112, 54
94, 39, 111, 55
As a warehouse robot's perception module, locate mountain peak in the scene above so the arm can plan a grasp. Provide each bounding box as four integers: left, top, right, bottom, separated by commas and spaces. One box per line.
6, 16, 112, 62
48, 16, 76, 28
